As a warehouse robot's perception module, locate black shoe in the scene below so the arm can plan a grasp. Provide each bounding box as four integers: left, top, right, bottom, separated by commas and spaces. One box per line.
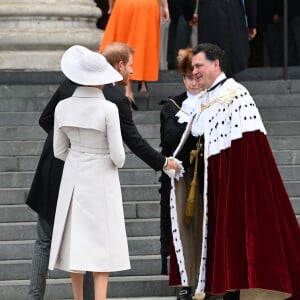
223, 290, 240, 300
177, 287, 193, 300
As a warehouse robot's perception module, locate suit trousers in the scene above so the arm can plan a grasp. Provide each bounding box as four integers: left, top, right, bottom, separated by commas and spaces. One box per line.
28, 216, 52, 300
167, 15, 191, 69
28, 217, 95, 299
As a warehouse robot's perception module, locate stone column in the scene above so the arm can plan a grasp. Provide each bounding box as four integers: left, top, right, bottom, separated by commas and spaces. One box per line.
0, 0, 102, 71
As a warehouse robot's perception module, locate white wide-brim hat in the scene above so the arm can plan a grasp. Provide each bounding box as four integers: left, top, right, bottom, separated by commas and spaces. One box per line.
61, 45, 123, 85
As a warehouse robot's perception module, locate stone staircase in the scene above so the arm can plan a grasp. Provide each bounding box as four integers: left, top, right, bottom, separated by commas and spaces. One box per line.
0, 68, 299, 299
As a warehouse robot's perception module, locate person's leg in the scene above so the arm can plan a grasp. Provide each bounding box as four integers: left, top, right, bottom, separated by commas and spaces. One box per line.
289, 16, 300, 65
265, 23, 284, 66
167, 18, 178, 69
71, 272, 84, 300
125, 79, 134, 100
28, 216, 52, 300
83, 272, 95, 299
93, 272, 109, 300
174, 15, 192, 53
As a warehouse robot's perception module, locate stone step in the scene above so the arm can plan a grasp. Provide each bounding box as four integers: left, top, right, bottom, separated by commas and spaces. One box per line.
136, 91, 300, 112
0, 141, 44, 156
0, 219, 160, 241
264, 122, 300, 136
0, 121, 299, 142
0, 168, 160, 188
133, 107, 300, 122
2, 194, 300, 224
0, 85, 58, 100
0, 97, 48, 112
268, 136, 300, 150
0, 140, 159, 156
0, 135, 299, 157
0, 163, 299, 189
0, 153, 150, 172
0, 184, 161, 205
1, 194, 299, 224
1, 79, 299, 100
259, 107, 300, 121
0, 124, 161, 140
1, 291, 176, 300
1, 148, 300, 173
0, 235, 161, 261
0, 126, 45, 141
0, 112, 41, 126
0, 200, 161, 223
0, 67, 299, 85
145, 80, 300, 97
158, 67, 300, 82
254, 94, 300, 107
0, 275, 175, 299
107, 298, 176, 300
1, 79, 300, 112
272, 150, 300, 165
0, 255, 164, 281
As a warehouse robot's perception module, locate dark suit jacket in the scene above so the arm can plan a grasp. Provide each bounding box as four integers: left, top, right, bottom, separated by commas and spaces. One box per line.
168, 0, 196, 21
103, 84, 165, 171
26, 79, 165, 225
197, 0, 257, 75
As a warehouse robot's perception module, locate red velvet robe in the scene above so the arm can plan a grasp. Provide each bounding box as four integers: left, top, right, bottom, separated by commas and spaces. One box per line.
205, 130, 300, 299
169, 78, 300, 299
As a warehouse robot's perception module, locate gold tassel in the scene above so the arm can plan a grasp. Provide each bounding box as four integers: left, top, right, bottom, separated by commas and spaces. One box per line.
184, 139, 201, 225
194, 292, 206, 300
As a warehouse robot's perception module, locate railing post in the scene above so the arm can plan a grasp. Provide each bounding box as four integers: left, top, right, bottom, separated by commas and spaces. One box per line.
283, 0, 288, 79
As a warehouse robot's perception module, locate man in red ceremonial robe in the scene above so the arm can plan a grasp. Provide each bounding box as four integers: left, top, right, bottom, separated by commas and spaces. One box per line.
167, 43, 300, 300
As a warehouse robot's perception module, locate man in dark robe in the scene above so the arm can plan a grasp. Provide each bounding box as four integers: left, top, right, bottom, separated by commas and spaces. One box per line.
197, 0, 257, 76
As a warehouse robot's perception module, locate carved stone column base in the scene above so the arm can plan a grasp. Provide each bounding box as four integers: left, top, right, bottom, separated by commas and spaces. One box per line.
0, 0, 102, 71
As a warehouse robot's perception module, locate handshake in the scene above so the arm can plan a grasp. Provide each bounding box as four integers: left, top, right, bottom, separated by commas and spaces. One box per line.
163, 157, 184, 180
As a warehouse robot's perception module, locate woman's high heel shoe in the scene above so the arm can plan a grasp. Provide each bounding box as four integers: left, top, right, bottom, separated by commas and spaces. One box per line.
138, 81, 148, 95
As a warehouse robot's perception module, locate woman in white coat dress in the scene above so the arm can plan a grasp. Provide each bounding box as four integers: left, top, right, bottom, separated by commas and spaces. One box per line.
48, 45, 130, 300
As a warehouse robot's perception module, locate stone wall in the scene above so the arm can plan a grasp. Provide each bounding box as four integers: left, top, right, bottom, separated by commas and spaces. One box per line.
0, 0, 102, 70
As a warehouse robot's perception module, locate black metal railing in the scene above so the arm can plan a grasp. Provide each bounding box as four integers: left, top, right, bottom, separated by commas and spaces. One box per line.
283, 0, 288, 79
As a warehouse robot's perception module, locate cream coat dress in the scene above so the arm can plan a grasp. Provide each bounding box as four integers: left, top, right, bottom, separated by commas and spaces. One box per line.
48, 86, 130, 273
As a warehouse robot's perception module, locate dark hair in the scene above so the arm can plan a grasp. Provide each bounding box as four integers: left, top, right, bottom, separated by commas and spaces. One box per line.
192, 43, 226, 72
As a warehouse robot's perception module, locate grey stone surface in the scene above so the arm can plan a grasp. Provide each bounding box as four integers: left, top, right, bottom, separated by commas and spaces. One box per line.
264, 122, 300, 136
0, 219, 160, 241
0, 236, 160, 261
0, 255, 162, 280
0, 203, 139, 222
0, 0, 102, 70
0, 185, 160, 205
0, 156, 39, 172
268, 136, 300, 150
273, 150, 300, 165
0, 126, 45, 141
0, 141, 44, 156
0, 276, 175, 299
0, 113, 41, 126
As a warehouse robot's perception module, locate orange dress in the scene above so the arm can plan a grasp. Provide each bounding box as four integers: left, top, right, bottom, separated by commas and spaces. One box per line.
99, 0, 161, 81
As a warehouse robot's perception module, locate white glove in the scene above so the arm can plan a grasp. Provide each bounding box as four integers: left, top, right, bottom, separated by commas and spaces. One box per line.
163, 157, 185, 180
